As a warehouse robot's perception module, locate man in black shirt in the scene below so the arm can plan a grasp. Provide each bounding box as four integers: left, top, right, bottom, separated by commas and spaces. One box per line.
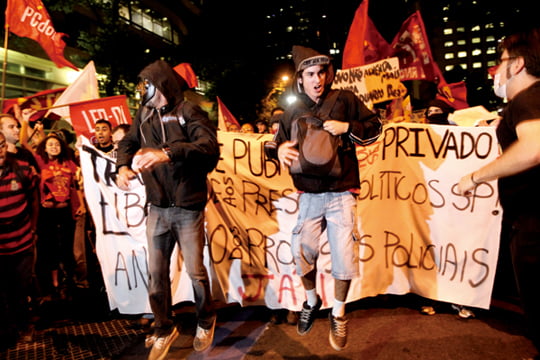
458, 27, 540, 356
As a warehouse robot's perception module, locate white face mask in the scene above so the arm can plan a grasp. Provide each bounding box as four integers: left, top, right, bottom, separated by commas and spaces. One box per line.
493, 73, 507, 99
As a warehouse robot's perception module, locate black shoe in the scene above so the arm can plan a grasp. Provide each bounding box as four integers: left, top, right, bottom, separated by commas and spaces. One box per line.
297, 296, 322, 335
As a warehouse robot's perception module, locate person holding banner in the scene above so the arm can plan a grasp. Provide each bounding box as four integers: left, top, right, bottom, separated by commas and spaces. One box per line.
265, 45, 381, 351
458, 28, 540, 356
115, 60, 219, 358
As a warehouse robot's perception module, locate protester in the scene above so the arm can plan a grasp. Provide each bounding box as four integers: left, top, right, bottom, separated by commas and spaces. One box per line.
34, 132, 85, 301
265, 45, 381, 351
240, 122, 255, 133
424, 98, 455, 125
112, 124, 131, 151
0, 131, 39, 348
269, 107, 284, 135
0, 114, 39, 170
116, 59, 220, 358
255, 119, 269, 133
457, 27, 540, 355
94, 119, 115, 156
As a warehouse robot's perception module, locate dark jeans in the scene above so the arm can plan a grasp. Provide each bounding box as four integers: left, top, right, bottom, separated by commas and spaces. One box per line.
0, 247, 34, 334
509, 214, 540, 351
146, 205, 215, 336
36, 206, 75, 293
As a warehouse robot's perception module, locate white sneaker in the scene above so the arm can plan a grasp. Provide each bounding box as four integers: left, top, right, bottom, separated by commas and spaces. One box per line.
148, 326, 179, 360
193, 317, 216, 352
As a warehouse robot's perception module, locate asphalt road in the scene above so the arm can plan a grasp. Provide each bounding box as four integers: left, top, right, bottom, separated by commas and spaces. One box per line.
116, 294, 538, 360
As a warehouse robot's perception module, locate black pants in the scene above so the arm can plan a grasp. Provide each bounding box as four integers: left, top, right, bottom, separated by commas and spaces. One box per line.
509, 214, 540, 351
0, 247, 34, 335
36, 206, 75, 293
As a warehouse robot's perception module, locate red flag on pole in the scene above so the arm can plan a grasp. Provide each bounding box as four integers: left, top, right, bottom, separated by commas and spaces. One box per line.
391, 10, 469, 109
69, 95, 132, 139
5, 0, 78, 71
173, 63, 198, 89
391, 11, 438, 82
342, 0, 393, 69
2, 87, 65, 121
217, 96, 241, 131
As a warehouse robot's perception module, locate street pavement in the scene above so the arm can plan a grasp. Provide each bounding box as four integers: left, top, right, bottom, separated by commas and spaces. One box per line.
117, 294, 538, 360
1, 291, 538, 360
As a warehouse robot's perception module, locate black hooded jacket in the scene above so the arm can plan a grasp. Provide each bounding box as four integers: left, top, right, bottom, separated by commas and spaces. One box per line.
116, 60, 219, 209
265, 90, 381, 193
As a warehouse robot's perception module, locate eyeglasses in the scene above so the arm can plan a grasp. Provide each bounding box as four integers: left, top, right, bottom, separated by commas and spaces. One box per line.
498, 56, 517, 65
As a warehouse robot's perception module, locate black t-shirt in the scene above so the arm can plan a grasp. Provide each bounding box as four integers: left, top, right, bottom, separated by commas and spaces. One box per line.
496, 80, 540, 219
96, 143, 115, 154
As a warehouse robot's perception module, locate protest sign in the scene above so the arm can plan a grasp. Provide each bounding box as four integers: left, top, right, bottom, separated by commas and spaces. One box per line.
332, 57, 406, 108
80, 123, 501, 314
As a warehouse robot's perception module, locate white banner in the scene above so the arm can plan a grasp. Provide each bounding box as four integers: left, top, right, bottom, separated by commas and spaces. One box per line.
79, 123, 502, 314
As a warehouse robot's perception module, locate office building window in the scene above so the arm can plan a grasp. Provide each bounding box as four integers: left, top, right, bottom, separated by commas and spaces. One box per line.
119, 3, 180, 45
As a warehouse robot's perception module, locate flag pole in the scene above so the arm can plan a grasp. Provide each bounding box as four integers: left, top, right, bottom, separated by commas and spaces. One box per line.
1, 25, 10, 110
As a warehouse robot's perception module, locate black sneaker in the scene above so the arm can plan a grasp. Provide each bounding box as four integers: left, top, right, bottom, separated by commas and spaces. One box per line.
328, 313, 348, 351
297, 296, 322, 335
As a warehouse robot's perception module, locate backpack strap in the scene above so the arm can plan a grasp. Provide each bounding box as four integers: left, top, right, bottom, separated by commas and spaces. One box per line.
317, 90, 341, 119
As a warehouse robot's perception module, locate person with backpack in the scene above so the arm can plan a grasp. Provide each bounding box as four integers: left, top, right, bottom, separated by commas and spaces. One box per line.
264, 45, 381, 351
116, 60, 220, 359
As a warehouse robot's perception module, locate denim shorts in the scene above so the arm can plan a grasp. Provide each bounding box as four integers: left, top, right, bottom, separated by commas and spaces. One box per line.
291, 191, 359, 280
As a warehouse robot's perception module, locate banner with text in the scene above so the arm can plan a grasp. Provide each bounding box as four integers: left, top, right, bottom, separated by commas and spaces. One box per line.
80, 124, 502, 314
332, 57, 407, 109
70, 95, 132, 140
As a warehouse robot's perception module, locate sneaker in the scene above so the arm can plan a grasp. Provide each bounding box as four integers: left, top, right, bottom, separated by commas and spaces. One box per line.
451, 304, 475, 319
297, 296, 322, 335
148, 326, 179, 360
193, 317, 216, 352
328, 313, 348, 351
420, 306, 436, 316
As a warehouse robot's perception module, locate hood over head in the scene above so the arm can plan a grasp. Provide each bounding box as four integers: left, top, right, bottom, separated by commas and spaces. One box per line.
138, 60, 187, 110
291, 45, 334, 95
426, 98, 455, 115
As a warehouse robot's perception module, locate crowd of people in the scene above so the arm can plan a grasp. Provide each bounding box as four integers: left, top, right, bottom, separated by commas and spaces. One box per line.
0, 108, 131, 349
1, 26, 540, 360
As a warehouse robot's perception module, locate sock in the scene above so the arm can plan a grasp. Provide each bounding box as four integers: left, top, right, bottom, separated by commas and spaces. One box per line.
332, 299, 345, 318
306, 289, 318, 307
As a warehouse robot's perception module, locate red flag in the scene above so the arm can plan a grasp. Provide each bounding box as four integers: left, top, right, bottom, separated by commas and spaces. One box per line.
436, 81, 469, 110
5, 0, 78, 71
68, 95, 132, 139
174, 63, 198, 89
2, 87, 65, 121
391, 11, 468, 108
342, 0, 393, 69
217, 97, 240, 131
391, 11, 438, 82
